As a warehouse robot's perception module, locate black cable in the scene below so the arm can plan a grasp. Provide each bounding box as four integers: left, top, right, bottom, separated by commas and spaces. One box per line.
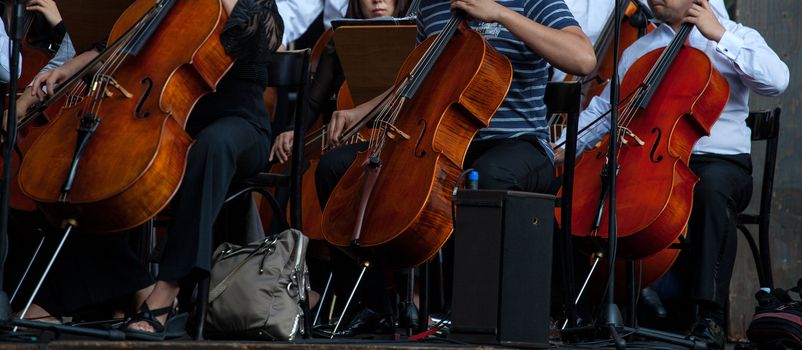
450, 168, 474, 231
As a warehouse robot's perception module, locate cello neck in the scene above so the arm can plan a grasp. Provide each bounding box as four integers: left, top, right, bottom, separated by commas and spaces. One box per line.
635, 22, 694, 108
399, 10, 463, 99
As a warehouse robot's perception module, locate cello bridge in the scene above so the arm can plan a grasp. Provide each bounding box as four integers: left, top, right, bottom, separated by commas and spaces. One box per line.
618, 127, 645, 146
376, 121, 410, 141
98, 75, 134, 99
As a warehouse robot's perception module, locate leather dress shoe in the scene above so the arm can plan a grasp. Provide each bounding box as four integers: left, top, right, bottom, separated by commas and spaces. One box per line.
313, 307, 394, 337
688, 318, 726, 349
639, 287, 667, 318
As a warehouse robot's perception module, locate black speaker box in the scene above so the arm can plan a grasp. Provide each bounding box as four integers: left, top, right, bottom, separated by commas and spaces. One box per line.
450, 189, 555, 348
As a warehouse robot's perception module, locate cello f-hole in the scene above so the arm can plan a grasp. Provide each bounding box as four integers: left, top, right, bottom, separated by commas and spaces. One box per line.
649, 127, 663, 163
135, 77, 153, 119
413, 119, 427, 158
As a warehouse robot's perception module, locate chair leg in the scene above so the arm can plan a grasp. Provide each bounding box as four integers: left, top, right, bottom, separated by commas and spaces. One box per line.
418, 261, 429, 333
738, 224, 766, 288
195, 277, 210, 340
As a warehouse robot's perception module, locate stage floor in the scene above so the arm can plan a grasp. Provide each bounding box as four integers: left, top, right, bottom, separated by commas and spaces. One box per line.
0, 339, 744, 350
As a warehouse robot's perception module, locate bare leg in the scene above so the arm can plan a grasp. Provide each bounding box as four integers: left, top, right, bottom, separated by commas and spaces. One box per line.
15, 303, 56, 321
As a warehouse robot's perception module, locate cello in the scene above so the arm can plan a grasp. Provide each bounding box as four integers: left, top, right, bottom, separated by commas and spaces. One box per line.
321, 10, 512, 269
557, 20, 730, 262
2, 80, 87, 212
18, 0, 234, 233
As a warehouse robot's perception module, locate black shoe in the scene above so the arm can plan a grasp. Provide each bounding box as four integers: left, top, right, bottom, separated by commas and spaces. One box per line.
313, 307, 394, 338
688, 318, 726, 349
640, 287, 667, 318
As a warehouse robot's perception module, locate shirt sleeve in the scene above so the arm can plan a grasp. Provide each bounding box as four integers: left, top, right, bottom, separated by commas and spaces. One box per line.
715, 20, 789, 96
0, 18, 22, 83
276, 0, 323, 46
221, 0, 284, 61
322, 0, 348, 28
37, 34, 76, 76
525, 0, 579, 30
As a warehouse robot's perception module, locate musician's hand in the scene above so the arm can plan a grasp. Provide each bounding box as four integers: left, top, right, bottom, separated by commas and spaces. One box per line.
31, 67, 67, 101
450, 0, 508, 23
15, 87, 38, 120
327, 109, 359, 149
26, 0, 63, 28
552, 143, 565, 165
269, 131, 294, 164
684, 0, 725, 42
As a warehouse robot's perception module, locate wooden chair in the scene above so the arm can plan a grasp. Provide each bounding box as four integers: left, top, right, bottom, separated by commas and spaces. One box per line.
737, 107, 782, 289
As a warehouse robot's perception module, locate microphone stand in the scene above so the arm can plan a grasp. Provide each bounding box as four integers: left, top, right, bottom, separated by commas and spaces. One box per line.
598, 0, 625, 343
563, 2, 709, 349
0, 0, 28, 324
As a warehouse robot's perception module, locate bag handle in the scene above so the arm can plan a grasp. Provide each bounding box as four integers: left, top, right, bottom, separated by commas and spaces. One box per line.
209, 237, 277, 303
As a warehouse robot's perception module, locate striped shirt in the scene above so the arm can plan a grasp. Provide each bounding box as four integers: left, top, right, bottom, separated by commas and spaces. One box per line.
416, 0, 578, 144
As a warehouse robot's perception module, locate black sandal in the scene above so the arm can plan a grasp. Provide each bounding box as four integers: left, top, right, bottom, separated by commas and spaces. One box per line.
124, 303, 188, 341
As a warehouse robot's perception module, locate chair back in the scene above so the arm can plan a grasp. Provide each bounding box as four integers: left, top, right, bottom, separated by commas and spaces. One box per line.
266, 50, 312, 230
738, 107, 781, 289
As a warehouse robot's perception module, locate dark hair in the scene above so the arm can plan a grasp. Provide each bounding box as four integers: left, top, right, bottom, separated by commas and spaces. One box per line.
345, 0, 411, 19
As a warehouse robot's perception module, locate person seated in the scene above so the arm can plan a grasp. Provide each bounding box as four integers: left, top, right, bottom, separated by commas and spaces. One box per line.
565, 0, 788, 347
269, 0, 411, 164
27, 0, 284, 340
4, 2, 155, 325
309, 0, 595, 336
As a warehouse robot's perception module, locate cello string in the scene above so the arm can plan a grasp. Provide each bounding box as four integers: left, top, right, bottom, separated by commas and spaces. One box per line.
403, 13, 460, 92
93, 0, 172, 84
92, 3, 168, 115
82, 16, 151, 117
612, 24, 691, 155
370, 13, 461, 158
87, 1, 167, 116
614, 24, 694, 162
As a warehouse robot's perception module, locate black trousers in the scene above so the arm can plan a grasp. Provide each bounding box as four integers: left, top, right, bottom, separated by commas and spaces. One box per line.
656, 153, 752, 322
158, 116, 270, 282
316, 138, 555, 207
314, 138, 555, 315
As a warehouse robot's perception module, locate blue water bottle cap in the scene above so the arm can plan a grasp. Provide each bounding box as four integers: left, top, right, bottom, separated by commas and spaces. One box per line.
467, 170, 479, 189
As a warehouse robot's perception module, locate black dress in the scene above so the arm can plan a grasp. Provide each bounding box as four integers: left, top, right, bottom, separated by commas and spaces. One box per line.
157, 0, 283, 282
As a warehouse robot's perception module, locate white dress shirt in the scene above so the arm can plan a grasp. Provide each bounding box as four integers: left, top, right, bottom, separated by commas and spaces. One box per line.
276, 0, 348, 46
552, 0, 729, 81
574, 19, 789, 155
0, 18, 23, 83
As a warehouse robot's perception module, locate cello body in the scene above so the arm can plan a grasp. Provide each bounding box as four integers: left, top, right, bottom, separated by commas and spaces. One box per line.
561, 45, 729, 260
19, 0, 234, 232
322, 20, 512, 269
